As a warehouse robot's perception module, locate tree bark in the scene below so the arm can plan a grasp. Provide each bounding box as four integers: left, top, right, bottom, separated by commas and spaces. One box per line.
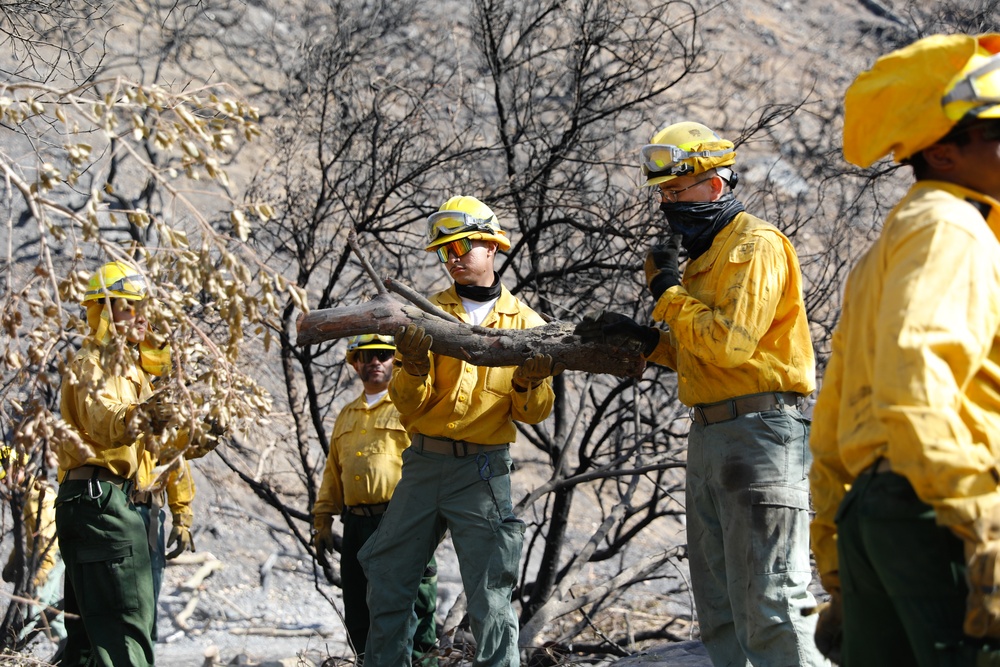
295, 293, 648, 378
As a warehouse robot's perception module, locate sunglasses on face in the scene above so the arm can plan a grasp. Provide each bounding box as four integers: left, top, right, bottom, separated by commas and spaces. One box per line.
356, 349, 394, 364
434, 237, 475, 263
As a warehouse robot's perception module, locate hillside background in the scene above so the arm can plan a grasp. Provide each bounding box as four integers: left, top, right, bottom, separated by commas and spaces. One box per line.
1, 0, 998, 665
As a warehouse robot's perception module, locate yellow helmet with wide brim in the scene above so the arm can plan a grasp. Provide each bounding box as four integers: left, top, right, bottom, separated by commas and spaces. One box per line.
425, 195, 511, 252
83, 260, 147, 303
844, 33, 1000, 167
640, 121, 737, 187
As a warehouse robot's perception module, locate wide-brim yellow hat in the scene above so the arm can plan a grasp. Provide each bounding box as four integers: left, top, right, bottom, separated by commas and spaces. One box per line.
844, 33, 1000, 167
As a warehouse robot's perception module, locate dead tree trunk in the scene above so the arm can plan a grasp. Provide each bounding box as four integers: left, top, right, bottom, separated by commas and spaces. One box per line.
295, 292, 647, 379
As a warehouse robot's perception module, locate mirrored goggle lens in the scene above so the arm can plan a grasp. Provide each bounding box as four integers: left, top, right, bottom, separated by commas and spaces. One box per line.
640, 144, 689, 175
356, 349, 394, 364
426, 211, 497, 245
640, 144, 733, 177
435, 237, 474, 262
943, 54, 1000, 119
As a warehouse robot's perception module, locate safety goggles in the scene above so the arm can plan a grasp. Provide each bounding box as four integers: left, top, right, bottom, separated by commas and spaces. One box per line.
85, 273, 148, 301
640, 144, 732, 177
434, 237, 474, 263
426, 211, 500, 246
355, 349, 394, 364
942, 53, 1000, 120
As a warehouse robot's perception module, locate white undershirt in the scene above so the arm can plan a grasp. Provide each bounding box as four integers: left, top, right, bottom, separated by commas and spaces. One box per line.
364, 389, 388, 407
461, 297, 497, 326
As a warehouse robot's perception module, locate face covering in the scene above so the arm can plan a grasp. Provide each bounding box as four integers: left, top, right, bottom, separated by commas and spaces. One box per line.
455, 271, 502, 302
659, 193, 745, 261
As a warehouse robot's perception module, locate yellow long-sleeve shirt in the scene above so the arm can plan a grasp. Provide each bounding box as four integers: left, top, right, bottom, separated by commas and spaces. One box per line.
58, 340, 153, 479
313, 393, 410, 516
4, 478, 59, 586
646, 211, 816, 406
809, 181, 1000, 586
389, 285, 554, 445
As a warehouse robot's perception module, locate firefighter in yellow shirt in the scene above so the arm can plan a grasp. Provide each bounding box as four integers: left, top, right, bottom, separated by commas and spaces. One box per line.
55, 260, 167, 667
1, 448, 67, 650
577, 122, 823, 666
810, 33, 1000, 665
312, 334, 437, 662
359, 195, 560, 667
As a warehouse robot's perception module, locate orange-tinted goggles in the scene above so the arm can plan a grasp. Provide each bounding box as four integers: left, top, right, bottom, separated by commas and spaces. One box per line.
434, 237, 474, 263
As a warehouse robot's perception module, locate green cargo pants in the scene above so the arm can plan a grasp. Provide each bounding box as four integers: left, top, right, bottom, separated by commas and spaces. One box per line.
342, 510, 438, 663
359, 444, 524, 667
55, 477, 156, 667
836, 469, 1000, 666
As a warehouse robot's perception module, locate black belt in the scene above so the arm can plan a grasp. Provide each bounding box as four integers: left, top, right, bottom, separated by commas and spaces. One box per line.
411, 433, 508, 458
691, 392, 801, 426
344, 502, 390, 517
64, 465, 131, 489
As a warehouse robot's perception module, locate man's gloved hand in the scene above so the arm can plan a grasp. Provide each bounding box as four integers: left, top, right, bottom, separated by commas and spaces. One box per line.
166, 512, 195, 559
512, 354, 566, 391
813, 590, 843, 663
574, 311, 661, 356
394, 324, 433, 377
644, 234, 683, 301
127, 392, 172, 438
951, 515, 1000, 638
314, 513, 336, 554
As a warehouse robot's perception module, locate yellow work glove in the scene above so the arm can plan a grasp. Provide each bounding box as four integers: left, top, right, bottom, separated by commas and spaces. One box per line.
512, 354, 566, 391
314, 513, 336, 554
953, 515, 1000, 638
394, 325, 432, 377
166, 512, 195, 559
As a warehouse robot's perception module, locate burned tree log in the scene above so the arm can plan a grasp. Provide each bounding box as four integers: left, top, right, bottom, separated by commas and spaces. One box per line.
296, 292, 649, 379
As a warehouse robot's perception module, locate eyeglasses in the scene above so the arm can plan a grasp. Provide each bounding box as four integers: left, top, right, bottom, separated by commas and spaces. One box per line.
942, 53, 1000, 120
426, 211, 500, 246
659, 176, 714, 203
640, 143, 732, 178
355, 349, 394, 364
434, 237, 474, 263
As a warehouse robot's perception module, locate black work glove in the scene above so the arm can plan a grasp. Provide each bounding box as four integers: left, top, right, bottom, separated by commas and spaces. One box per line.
813, 590, 843, 663
574, 311, 660, 356
644, 234, 683, 301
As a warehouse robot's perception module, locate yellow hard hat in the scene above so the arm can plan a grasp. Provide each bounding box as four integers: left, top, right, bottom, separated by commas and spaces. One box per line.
345, 334, 395, 364
0, 446, 9, 482
425, 196, 511, 252
640, 121, 737, 187
82, 261, 147, 303
844, 33, 1000, 167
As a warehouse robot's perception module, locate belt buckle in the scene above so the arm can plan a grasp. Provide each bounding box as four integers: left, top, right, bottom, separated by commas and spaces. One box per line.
451, 440, 469, 457
690, 407, 704, 425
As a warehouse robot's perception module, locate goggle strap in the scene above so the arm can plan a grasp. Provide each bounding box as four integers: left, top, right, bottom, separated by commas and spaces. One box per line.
943, 53, 1000, 107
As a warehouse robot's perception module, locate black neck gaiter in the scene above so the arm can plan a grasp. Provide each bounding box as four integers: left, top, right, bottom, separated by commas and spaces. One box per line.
455, 272, 502, 302
659, 193, 746, 261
